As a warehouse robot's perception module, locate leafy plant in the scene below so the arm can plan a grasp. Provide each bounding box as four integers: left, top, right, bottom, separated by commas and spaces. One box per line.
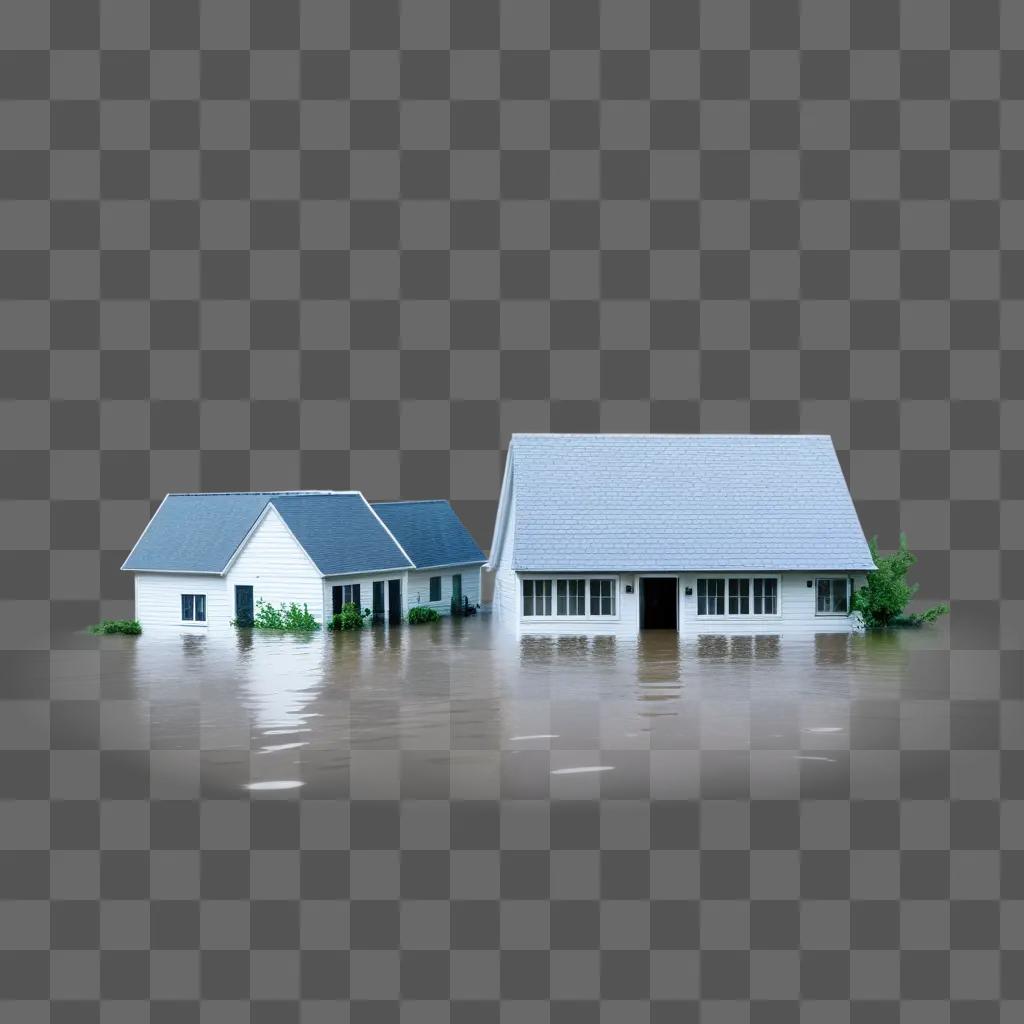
407, 605, 441, 624
88, 619, 142, 635
253, 599, 320, 632
851, 535, 949, 629
329, 602, 371, 631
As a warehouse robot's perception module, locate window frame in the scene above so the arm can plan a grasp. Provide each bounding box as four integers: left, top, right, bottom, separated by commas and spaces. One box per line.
520, 575, 620, 621
428, 576, 441, 602
752, 577, 779, 616
815, 577, 851, 616
181, 593, 207, 624
696, 576, 782, 618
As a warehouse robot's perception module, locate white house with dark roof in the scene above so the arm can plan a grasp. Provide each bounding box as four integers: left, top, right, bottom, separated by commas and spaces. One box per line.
122, 491, 484, 632
486, 434, 876, 639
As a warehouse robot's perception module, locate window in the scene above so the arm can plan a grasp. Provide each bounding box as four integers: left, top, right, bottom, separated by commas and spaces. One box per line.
522, 578, 552, 616
728, 578, 750, 615
429, 576, 441, 602
590, 579, 616, 616
556, 578, 586, 615
816, 578, 849, 615
753, 577, 778, 615
181, 594, 206, 622
524, 578, 615, 618
699, 577, 780, 615
340, 584, 360, 606
697, 578, 725, 615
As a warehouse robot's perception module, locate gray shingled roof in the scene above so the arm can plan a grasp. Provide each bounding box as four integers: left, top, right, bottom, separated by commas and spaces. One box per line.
121, 491, 413, 575
505, 434, 875, 572
372, 501, 485, 569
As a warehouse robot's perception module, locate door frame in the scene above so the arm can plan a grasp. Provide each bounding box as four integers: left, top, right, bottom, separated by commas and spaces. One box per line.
639, 574, 680, 631
234, 584, 254, 626
387, 578, 402, 625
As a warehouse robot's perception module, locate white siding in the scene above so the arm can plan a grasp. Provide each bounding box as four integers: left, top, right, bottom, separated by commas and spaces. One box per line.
490, 497, 518, 623
405, 566, 482, 616
321, 571, 406, 623
224, 506, 326, 623
503, 570, 870, 639
513, 573, 640, 638
678, 572, 869, 638
134, 572, 229, 632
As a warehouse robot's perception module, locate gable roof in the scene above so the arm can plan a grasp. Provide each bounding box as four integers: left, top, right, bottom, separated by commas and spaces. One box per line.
372, 500, 486, 570
121, 491, 413, 576
121, 493, 273, 574
270, 494, 413, 575
493, 434, 875, 573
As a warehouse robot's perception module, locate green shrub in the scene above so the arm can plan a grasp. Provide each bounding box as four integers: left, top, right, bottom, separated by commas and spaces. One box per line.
851, 535, 949, 629
329, 602, 371, 631
253, 599, 320, 632
407, 605, 441, 624
88, 619, 142, 636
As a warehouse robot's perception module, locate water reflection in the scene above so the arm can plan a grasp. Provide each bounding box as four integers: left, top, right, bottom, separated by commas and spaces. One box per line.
65, 616, 971, 798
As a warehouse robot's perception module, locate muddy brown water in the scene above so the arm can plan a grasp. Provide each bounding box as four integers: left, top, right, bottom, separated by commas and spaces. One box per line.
49, 615, 986, 801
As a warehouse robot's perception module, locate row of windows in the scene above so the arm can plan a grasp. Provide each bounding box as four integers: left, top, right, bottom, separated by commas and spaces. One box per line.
521, 577, 851, 619
697, 577, 779, 616
523, 578, 617, 617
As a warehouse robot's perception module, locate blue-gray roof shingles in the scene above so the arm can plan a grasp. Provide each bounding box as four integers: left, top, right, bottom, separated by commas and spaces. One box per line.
372, 500, 486, 569
121, 492, 413, 576
271, 494, 412, 575
508, 434, 876, 573
120, 493, 272, 573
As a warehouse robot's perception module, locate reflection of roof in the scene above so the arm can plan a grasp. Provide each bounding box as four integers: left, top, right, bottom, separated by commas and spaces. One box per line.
504, 434, 876, 572
122, 491, 411, 575
372, 500, 486, 569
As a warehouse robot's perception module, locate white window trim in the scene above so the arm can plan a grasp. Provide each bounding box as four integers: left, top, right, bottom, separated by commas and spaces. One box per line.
693, 575, 783, 618
519, 574, 621, 622
181, 593, 207, 626
814, 576, 852, 617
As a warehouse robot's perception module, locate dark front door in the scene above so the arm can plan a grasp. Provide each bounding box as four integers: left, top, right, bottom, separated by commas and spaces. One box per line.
332, 585, 344, 617
372, 581, 385, 623
234, 585, 254, 626
387, 579, 402, 625
641, 577, 678, 630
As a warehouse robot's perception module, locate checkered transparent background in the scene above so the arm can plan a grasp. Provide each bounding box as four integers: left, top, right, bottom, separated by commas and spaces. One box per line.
1, 0, 1023, 1019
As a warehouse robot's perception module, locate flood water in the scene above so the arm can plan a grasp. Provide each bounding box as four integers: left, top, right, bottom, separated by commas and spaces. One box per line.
50, 614, 1004, 801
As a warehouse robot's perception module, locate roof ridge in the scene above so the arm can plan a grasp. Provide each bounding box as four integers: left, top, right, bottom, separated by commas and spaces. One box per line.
167, 489, 357, 497
372, 498, 448, 505
511, 433, 831, 440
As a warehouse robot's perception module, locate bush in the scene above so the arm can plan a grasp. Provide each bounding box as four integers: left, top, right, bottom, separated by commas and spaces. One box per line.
407, 605, 441, 624
329, 602, 371, 631
88, 619, 142, 636
253, 599, 320, 632
851, 534, 949, 629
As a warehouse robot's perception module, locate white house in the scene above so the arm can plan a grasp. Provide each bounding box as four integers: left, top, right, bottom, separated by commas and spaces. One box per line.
122, 491, 484, 632
486, 434, 876, 639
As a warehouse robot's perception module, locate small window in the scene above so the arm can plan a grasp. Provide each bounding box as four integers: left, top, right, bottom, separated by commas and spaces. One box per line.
728, 578, 750, 615
816, 578, 849, 615
556, 578, 586, 615
523, 579, 552, 616
589, 579, 616, 616
181, 594, 206, 622
429, 576, 441, 602
753, 578, 778, 615
696, 579, 725, 615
